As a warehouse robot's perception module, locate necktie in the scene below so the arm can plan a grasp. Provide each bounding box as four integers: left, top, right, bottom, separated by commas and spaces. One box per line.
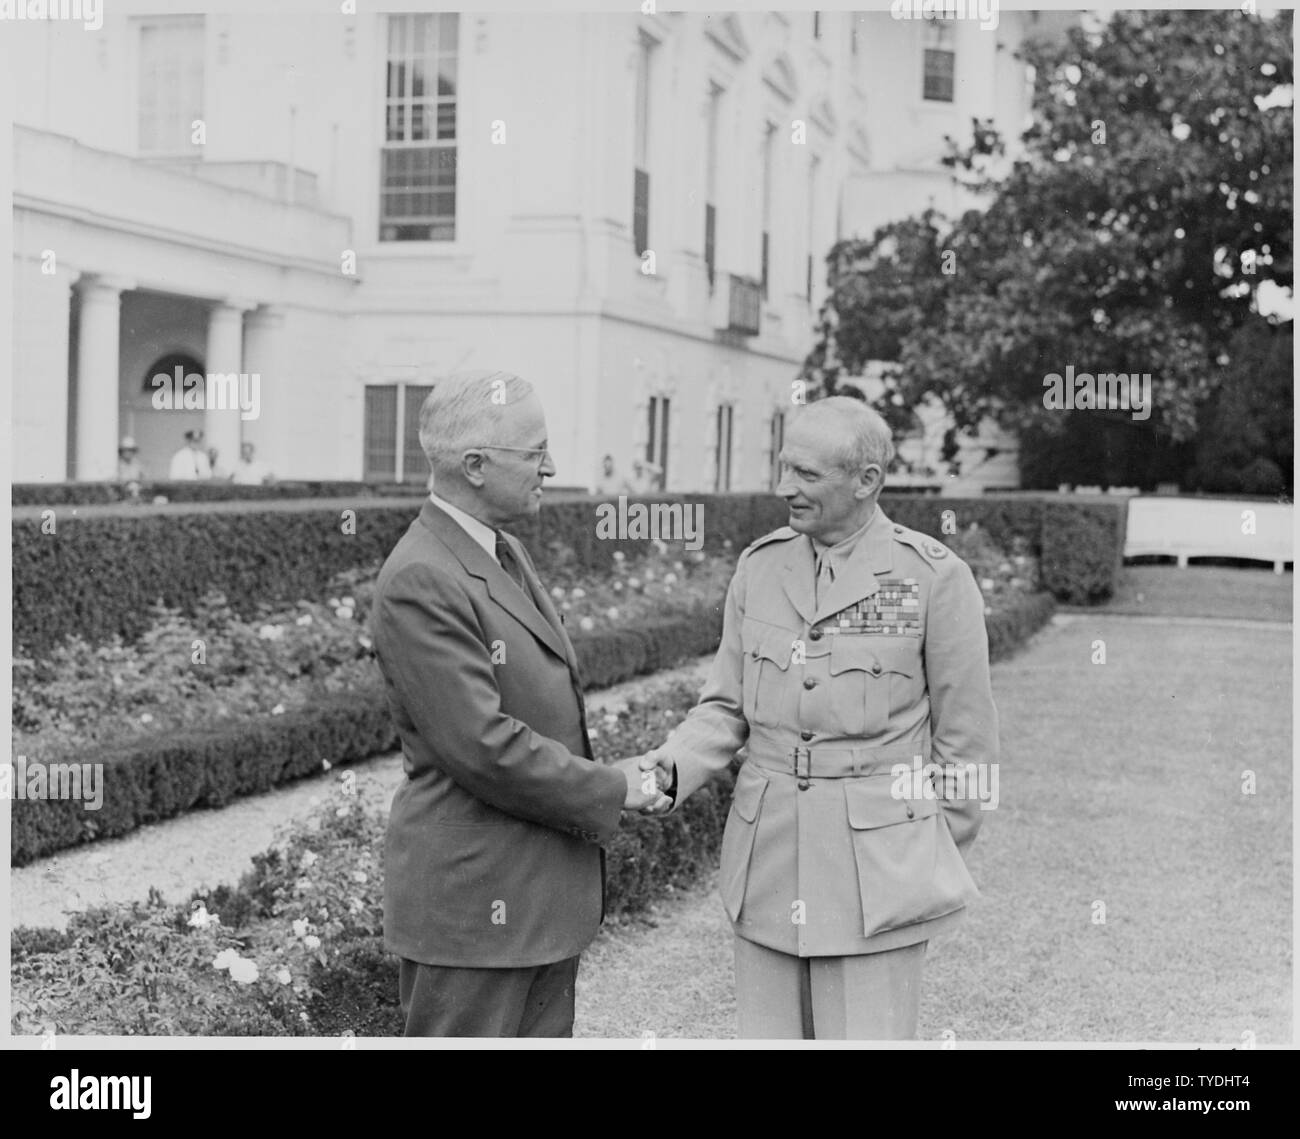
494, 532, 529, 594
815, 550, 835, 608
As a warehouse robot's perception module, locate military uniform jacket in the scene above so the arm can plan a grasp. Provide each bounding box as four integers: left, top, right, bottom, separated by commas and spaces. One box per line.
372, 500, 627, 968
659, 506, 999, 957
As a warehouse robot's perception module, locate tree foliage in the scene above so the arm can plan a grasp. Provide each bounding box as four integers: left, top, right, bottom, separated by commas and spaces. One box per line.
802, 8, 1293, 488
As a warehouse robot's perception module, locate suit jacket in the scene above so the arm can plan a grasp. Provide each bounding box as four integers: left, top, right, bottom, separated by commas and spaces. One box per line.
657, 506, 999, 957
372, 499, 627, 968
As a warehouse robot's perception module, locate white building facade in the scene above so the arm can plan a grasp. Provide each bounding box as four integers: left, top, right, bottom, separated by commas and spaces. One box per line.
10, 7, 1065, 491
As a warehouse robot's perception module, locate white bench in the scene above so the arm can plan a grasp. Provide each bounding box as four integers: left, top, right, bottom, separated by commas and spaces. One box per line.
1124, 496, 1293, 574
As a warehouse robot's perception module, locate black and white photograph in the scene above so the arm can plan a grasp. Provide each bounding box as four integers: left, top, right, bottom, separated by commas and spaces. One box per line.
3, 0, 1293, 1070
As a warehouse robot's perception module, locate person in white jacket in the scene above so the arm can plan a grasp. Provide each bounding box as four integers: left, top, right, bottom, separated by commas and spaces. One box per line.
169, 430, 212, 480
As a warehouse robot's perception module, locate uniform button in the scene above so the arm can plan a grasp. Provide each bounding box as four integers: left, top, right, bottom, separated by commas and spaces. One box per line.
894, 525, 903, 533
809, 628, 823, 641
905, 805, 915, 819
803, 677, 817, 690
797, 779, 811, 791
871, 663, 882, 675
800, 729, 813, 741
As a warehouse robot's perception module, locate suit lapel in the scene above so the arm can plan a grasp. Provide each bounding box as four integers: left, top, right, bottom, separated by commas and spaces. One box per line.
419, 501, 569, 663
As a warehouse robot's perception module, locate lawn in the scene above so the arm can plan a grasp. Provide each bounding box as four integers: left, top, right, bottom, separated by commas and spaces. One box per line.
575, 613, 1293, 1043
1073, 563, 1292, 623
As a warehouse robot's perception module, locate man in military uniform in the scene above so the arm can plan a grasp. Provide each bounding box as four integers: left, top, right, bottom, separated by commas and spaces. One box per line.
643, 397, 998, 1039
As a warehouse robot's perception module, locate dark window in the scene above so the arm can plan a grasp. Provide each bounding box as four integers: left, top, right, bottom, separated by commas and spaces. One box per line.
364, 385, 399, 481
381, 13, 458, 241
714, 404, 734, 492
402, 384, 434, 482
634, 167, 650, 257
813, 11, 821, 39
647, 395, 670, 487
760, 231, 770, 300
705, 202, 717, 291
806, 253, 813, 302
923, 20, 955, 103
769, 411, 786, 492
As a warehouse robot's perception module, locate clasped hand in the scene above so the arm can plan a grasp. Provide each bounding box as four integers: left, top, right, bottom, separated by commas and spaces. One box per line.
614, 752, 674, 816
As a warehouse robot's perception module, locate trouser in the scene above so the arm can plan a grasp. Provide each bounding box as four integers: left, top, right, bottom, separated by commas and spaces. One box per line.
733, 935, 927, 1040
398, 955, 580, 1038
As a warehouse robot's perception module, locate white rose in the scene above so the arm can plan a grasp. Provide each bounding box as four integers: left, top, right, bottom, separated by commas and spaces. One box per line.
228, 957, 259, 984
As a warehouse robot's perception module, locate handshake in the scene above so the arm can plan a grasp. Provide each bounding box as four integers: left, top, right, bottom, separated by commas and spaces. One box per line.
614, 752, 675, 817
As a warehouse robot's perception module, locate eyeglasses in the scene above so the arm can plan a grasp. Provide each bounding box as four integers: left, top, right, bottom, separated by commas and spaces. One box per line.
473, 444, 552, 468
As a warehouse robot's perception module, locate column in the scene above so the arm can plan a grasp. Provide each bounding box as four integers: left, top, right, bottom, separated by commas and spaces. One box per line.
240, 305, 285, 474
204, 298, 256, 469
74, 275, 134, 481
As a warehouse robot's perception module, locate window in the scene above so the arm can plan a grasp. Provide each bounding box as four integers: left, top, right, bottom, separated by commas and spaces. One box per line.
851, 13, 859, 56
714, 404, 734, 492
813, 11, 822, 39
760, 124, 775, 300
923, 19, 956, 102
138, 17, 205, 155
633, 34, 654, 257
381, 13, 458, 241
364, 382, 434, 481
769, 411, 786, 491
704, 85, 722, 291
646, 395, 670, 487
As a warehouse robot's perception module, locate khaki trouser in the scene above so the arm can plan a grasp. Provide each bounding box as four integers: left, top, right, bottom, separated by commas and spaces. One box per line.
733, 936, 927, 1040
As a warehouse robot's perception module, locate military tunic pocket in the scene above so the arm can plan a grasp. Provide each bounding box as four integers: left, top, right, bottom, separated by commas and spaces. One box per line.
826, 638, 917, 737
843, 776, 978, 940
742, 620, 797, 729
719, 763, 770, 922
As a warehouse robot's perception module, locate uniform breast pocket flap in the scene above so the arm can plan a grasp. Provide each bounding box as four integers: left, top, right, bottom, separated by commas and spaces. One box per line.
742, 620, 797, 728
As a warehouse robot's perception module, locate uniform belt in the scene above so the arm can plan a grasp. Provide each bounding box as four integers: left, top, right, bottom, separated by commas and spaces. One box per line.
745, 745, 923, 780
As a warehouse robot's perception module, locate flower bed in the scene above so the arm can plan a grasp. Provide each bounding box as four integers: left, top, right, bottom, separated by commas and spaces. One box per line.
12, 680, 734, 1037
11, 525, 1050, 864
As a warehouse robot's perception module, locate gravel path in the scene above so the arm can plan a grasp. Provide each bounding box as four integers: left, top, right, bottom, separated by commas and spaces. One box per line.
9, 658, 713, 932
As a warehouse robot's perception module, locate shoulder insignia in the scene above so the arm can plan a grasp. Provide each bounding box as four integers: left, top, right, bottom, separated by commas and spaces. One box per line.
891, 526, 952, 566
744, 526, 799, 554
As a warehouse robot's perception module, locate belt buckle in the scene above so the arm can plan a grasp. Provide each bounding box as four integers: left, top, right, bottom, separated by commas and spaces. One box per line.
793, 746, 811, 786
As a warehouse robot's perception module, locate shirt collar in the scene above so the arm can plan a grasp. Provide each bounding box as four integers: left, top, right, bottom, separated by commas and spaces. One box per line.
428, 491, 499, 564
810, 506, 877, 567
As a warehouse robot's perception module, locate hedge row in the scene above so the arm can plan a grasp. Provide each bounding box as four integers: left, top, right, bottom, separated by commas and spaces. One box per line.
11, 493, 785, 656
11, 480, 429, 507
12, 490, 1115, 656
10, 607, 725, 865
880, 494, 1127, 605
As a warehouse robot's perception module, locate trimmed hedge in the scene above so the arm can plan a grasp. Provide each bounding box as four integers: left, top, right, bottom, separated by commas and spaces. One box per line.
879, 493, 1127, 607
10, 608, 725, 865
12, 493, 788, 656
11, 480, 430, 507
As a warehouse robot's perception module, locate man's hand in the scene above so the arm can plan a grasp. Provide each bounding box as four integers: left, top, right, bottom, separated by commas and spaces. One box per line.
614, 756, 672, 814
637, 751, 676, 817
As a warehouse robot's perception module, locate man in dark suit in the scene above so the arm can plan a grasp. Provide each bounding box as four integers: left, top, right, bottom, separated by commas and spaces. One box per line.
372, 370, 667, 1037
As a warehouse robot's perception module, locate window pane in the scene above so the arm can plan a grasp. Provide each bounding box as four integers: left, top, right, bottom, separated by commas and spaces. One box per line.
437, 102, 456, 140
438, 56, 457, 98
402, 385, 434, 482
364, 386, 398, 481
439, 13, 458, 48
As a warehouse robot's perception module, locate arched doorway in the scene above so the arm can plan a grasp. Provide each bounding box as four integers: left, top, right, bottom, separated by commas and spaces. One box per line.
122, 352, 206, 479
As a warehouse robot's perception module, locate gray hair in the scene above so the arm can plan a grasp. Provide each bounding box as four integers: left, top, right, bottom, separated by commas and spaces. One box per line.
419, 370, 534, 481
799, 397, 896, 476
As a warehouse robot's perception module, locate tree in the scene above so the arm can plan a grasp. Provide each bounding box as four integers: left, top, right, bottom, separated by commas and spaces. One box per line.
802, 8, 1293, 487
